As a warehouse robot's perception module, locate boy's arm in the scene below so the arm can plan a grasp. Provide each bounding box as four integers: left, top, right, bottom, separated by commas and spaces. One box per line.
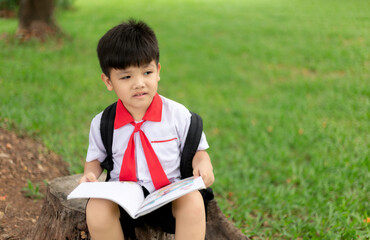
79, 160, 103, 184
192, 150, 214, 188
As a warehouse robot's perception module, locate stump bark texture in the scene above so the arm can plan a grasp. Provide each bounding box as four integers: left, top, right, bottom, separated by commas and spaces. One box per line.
29, 174, 248, 240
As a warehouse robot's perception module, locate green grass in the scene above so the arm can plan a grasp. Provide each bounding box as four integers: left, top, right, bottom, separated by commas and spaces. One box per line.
0, 0, 369, 238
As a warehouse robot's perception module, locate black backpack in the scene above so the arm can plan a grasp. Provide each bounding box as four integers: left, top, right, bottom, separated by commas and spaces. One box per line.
99, 102, 213, 201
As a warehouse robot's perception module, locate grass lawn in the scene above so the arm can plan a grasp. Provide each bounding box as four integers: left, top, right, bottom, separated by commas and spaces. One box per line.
0, 0, 369, 238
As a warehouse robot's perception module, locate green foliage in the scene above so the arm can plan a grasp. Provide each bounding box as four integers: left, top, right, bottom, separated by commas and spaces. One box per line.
21, 179, 45, 200
0, 0, 369, 238
0, 0, 20, 10
55, 0, 75, 10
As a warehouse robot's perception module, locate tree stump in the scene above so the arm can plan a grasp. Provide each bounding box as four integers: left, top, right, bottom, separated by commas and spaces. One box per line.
29, 174, 248, 240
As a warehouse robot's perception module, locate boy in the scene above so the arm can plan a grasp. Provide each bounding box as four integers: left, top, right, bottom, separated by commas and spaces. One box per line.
79, 19, 214, 240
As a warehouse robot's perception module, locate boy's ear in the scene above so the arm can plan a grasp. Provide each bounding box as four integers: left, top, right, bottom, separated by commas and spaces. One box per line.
101, 73, 113, 91
157, 63, 161, 81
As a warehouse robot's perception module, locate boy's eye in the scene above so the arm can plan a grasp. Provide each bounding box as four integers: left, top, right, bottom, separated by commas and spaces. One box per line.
144, 71, 152, 75
120, 76, 130, 80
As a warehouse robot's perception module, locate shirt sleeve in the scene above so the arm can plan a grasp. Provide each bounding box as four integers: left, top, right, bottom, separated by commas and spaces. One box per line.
86, 112, 107, 163
197, 131, 209, 151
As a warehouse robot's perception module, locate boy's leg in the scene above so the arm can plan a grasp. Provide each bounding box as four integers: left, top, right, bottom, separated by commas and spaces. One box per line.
86, 198, 124, 240
172, 191, 206, 240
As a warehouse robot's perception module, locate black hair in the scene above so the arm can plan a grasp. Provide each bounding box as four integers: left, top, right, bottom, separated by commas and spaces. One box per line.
97, 19, 160, 78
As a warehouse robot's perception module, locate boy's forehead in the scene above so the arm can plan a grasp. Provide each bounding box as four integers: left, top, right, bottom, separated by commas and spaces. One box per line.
114, 61, 157, 72
111, 60, 158, 75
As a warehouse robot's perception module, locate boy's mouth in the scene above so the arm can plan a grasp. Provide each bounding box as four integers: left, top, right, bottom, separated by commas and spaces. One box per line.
133, 92, 147, 97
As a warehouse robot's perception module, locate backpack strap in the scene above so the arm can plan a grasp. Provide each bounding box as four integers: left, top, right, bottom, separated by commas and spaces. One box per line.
180, 112, 203, 179
100, 102, 117, 182
182, 112, 214, 210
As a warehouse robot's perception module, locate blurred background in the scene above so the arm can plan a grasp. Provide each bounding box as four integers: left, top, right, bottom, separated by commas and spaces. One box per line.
0, 0, 369, 238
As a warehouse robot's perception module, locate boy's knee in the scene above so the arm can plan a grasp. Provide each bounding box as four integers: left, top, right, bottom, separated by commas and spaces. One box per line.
86, 198, 120, 230
172, 191, 205, 220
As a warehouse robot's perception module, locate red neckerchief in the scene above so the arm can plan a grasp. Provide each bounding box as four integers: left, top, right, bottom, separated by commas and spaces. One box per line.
114, 93, 162, 129
113, 93, 170, 189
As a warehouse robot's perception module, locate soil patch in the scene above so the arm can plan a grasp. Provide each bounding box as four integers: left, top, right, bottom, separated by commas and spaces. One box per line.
0, 128, 69, 240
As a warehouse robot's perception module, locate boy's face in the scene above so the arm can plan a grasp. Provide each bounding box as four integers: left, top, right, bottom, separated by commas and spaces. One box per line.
102, 60, 161, 115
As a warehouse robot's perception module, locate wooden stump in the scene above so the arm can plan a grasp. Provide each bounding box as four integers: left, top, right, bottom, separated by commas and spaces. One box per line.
28, 174, 90, 240
29, 174, 248, 240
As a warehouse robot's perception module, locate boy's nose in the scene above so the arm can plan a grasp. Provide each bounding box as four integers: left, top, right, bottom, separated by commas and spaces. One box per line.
133, 77, 145, 89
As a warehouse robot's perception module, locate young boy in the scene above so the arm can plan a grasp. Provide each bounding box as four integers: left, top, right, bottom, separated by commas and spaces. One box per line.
79, 19, 214, 240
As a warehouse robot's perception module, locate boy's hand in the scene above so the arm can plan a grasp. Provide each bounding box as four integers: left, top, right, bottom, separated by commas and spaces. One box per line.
192, 150, 214, 188
79, 172, 98, 184
79, 160, 103, 184
193, 162, 214, 188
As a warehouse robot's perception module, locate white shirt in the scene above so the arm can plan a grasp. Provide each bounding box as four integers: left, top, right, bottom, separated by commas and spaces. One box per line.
86, 94, 209, 192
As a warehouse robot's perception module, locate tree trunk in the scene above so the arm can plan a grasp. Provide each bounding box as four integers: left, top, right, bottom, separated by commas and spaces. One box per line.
29, 174, 248, 240
17, 0, 59, 40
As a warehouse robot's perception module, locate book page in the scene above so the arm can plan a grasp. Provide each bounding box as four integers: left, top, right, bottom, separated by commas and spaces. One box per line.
135, 176, 205, 218
67, 181, 144, 219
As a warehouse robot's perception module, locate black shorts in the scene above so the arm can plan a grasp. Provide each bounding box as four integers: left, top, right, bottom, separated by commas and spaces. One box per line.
119, 187, 175, 238
119, 187, 214, 239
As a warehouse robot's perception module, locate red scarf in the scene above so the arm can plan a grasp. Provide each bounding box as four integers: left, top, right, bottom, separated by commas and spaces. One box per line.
114, 94, 170, 189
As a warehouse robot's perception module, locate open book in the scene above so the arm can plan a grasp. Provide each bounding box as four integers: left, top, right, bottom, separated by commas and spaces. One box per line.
67, 176, 205, 219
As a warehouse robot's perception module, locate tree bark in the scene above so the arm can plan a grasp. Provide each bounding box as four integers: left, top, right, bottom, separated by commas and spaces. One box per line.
29, 174, 248, 240
17, 0, 59, 40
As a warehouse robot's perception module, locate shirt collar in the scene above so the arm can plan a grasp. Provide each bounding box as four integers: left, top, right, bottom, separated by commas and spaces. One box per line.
114, 93, 162, 129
